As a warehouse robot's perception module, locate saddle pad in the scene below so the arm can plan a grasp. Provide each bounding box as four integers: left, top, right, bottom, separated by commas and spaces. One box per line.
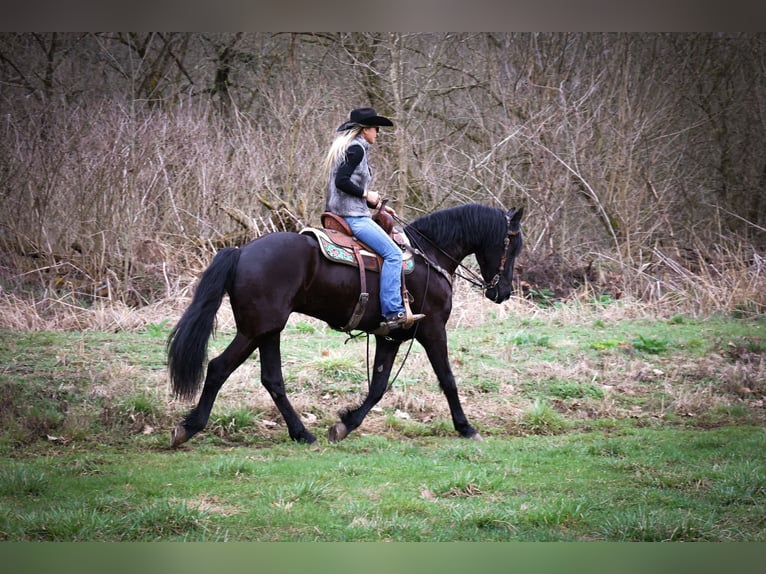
300, 227, 414, 274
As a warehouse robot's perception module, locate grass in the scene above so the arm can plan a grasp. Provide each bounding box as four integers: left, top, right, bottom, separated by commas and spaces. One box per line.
0, 300, 764, 540
0, 428, 764, 541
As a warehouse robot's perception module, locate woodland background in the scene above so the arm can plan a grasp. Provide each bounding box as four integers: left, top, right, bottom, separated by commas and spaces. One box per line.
1, 32, 764, 322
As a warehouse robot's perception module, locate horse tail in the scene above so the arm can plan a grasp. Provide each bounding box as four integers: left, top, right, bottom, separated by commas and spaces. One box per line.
167, 247, 241, 400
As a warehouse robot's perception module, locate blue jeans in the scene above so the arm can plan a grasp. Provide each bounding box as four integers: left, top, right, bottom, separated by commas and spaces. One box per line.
345, 216, 405, 318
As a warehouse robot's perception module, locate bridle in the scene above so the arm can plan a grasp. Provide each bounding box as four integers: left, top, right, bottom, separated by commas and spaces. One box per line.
484, 212, 520, 292
368, 209, 519, 390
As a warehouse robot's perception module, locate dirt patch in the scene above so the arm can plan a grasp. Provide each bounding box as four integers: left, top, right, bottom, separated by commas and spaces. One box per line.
179, 495, 239, 516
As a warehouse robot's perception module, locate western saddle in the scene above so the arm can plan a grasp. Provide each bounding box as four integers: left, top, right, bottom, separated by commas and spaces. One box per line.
299, 203, 417, 333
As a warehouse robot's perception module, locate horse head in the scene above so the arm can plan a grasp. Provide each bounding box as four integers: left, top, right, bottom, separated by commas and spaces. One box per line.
479, 207, 523, 303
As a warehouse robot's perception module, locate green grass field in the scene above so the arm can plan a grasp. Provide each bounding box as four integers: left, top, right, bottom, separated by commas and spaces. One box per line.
1, 304, 764, 541
1, 428, 764, 541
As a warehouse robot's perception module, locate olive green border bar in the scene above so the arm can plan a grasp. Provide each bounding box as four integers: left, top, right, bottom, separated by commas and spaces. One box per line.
3, 542, 765, 574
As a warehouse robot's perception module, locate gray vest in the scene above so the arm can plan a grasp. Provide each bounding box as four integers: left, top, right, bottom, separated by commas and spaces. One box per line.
325, 136, 372, 217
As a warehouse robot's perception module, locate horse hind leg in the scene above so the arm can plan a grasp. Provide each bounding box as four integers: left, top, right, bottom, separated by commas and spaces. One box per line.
171, 333, 256, 447
258, 333, 317, 444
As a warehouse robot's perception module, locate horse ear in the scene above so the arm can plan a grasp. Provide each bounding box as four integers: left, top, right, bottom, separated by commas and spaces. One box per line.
509, 207, 523, 222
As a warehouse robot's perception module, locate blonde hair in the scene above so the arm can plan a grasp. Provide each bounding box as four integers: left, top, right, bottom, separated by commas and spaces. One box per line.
322, 127, 363, 181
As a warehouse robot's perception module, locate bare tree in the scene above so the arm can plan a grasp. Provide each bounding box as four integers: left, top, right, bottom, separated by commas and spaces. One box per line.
1, 32, 764, 306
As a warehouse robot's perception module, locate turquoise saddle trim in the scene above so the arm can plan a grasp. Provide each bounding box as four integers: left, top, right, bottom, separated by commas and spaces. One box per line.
300, 228, 414, 274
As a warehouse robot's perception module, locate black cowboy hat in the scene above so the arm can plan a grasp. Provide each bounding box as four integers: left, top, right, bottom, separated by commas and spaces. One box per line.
336, 107, 394, 132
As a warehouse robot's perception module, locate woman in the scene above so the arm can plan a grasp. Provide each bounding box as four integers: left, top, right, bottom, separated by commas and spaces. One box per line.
324, 107, 424, 331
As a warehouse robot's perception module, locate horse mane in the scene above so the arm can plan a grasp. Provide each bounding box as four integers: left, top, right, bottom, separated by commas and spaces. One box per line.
406, 203, 507, 251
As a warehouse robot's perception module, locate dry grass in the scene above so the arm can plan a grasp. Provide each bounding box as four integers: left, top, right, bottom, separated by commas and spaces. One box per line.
641, 244, 766, 317
0, 261, 656, 333
0, 289, 190, 332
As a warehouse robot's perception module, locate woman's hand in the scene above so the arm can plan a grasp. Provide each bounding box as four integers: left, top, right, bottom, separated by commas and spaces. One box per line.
364, 189, 381, 208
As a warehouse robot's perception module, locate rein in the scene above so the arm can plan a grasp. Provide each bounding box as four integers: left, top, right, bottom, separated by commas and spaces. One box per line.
353, 246, 431, 394
358, 207, 518, 392
394, 211, 519, 294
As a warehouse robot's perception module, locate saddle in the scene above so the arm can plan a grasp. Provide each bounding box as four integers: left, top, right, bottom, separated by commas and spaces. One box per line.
301, 212, 414, 274
299, 205, 416, 333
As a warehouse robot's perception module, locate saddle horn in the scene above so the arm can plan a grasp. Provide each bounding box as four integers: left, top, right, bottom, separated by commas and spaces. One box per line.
372, 198, 395, 235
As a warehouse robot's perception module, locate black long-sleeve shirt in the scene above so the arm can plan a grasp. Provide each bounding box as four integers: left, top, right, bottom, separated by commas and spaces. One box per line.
334, 144, 365, 197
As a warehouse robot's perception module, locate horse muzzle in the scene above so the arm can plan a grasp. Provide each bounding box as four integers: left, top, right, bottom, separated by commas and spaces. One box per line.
485, 285, 511, 303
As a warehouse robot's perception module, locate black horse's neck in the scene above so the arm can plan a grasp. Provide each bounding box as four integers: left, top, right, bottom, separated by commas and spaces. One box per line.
405, 204, 507, 274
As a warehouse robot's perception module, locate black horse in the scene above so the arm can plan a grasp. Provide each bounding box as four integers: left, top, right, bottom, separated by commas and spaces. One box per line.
167, 203, 523, 447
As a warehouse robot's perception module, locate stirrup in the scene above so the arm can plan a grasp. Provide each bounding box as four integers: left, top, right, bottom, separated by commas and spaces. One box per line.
374, 311, 425, 335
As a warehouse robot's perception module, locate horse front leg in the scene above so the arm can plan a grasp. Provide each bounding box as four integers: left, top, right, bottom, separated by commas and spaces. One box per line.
327, 335, 401, 443
172, 332, 257, 447
259, 333, 317, 444
421, 334, 482, 441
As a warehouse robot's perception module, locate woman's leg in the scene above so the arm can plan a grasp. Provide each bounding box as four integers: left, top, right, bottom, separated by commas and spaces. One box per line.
345, 216, 405, 318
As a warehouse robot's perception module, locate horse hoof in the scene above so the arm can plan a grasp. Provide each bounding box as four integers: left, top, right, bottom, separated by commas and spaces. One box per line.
327, 422, 348, 444
170, 425, 188, 448
296, 431, 317, 445
470, 432, 484, 442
